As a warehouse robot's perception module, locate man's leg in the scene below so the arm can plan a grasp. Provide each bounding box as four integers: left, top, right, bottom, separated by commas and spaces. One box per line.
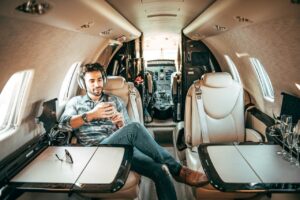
131, 148, 177, 200
101, 122, 181, 175
101, 122, 208, 187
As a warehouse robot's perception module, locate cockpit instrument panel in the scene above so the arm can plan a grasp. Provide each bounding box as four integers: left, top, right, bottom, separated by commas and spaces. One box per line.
146, 60, 176, 119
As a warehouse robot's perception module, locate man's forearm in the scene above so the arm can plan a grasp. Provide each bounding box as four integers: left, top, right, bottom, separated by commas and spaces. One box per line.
69, 114, 85, 129
69, 112, 95, 128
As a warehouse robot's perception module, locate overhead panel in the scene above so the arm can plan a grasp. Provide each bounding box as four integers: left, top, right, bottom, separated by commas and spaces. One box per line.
183, 0, 300, 40
0, 0, 141, 41
107, 0, 215, 36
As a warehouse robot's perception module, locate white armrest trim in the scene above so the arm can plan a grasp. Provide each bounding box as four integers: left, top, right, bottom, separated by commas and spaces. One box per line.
245, 128, 263, 142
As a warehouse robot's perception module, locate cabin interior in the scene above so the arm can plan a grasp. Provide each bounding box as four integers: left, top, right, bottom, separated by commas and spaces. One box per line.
0, 0, 300, 200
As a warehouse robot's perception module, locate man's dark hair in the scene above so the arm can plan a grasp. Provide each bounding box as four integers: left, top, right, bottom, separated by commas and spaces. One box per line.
81, 63, 106, 77
82, 62, 107, 82
78, 63, 107, 89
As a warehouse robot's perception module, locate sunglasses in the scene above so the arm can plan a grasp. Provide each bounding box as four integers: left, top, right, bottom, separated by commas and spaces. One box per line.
55, 149, 73, 164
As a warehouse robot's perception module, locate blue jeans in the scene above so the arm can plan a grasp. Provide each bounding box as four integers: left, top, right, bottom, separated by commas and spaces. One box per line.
101, 122, 181, 200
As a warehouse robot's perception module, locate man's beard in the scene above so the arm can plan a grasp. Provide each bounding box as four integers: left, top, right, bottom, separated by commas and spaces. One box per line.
89, 87, 102, 96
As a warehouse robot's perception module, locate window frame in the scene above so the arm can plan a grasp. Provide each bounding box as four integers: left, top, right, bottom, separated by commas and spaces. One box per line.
0, 69, 34, 139
224, 55, 242, 84
58, 62, 81, 106
249, 57, 274, 102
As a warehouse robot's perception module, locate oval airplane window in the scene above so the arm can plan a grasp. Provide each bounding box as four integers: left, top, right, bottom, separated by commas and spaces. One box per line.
249, 57, 274, 102
58, 62, 81, 106
0, 70, 34, 139
224, 55, 241, 84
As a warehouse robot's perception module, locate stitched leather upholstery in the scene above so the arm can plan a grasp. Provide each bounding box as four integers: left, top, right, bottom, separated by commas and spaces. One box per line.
184, 72, 260, 200
103, 76, 143, 123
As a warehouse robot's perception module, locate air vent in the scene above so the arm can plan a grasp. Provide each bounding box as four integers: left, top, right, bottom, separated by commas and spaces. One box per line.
16, 0, 50, 15
147, 14, 177, 18
234, 16, 253, 23
79, 21, 94, 29
215, 25, 227, 32
99, 28, 113, 36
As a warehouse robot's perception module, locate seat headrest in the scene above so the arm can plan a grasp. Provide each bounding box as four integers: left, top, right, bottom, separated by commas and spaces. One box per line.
103, 76, 125, 90
203, 72, 233, 88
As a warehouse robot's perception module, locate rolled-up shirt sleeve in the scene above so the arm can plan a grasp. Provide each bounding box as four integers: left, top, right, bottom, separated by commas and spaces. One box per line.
59, 97, 78, 129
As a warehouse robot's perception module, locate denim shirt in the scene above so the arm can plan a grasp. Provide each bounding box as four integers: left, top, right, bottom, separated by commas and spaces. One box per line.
59, 93, 130, 146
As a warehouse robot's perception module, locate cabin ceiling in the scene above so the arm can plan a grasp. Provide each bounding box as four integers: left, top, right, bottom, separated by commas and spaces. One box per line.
183, 0, 300, 40
1, 0, 299, 56
0, 0, 141, 42
106, 0, 214, 36
0, 0, 215, 48
106, 0, 215, 51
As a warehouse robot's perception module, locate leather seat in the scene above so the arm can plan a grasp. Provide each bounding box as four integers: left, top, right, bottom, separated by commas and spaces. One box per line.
79, 171, 140, 199
171, 72, 182, 121
82, 76, 142, 199
143, 71, 154, 123
145, 72, 154, 96
184, 72, 261, 200
103, 76, 143, 123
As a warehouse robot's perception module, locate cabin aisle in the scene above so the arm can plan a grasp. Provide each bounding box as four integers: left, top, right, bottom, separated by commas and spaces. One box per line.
137, 146, 195, 200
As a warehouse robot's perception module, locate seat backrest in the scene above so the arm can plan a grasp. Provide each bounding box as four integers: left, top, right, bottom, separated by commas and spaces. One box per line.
145, 72, 153, 95
103, 76, 144, 123
171, 72, 180, 101
171, 72, 182, 121
185, 72, 244, 146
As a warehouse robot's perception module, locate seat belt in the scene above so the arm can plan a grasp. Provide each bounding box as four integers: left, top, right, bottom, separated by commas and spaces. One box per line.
129, 84, 140, 122
244, 103, 255, 126
194, 82, 210, 143
244, 103, 255, 141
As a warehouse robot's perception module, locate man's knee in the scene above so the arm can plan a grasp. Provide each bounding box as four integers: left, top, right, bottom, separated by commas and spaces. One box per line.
127, 121, 143, 129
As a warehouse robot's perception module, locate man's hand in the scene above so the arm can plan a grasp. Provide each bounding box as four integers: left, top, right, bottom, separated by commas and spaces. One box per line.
89, 102, 117, 120
111, 112, 125, 128
70, 102, 118, 128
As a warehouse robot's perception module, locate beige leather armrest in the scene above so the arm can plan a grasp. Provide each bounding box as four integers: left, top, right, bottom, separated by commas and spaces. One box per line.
173, 121, 184, 145
245, 128, 263, 142
173, 121, 186, 161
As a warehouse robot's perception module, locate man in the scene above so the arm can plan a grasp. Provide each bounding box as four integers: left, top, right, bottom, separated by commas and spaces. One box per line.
60, 63, 208, 200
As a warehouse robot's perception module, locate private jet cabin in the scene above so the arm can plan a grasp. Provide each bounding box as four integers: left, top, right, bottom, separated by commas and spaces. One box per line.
0, 0, 300, 200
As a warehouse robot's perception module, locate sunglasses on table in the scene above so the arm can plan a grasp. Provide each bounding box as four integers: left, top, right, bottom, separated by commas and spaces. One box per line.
55, 149, 73, 164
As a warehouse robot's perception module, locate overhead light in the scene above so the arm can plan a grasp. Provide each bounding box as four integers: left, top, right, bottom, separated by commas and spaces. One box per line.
79, 21, 94, 29
99, 28, 113, 36
16, 0, 50, 15
235, 52, 249, 58
234, 16, 253, 23
215, 25, 227, 32
147, 14, 177, 18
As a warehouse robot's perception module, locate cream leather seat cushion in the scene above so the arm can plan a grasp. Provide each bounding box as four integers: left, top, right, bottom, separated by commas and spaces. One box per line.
103, 76, 143, 123
185, 72, 246, 146
80, 171, 140, 199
